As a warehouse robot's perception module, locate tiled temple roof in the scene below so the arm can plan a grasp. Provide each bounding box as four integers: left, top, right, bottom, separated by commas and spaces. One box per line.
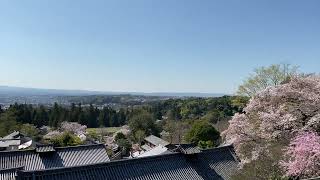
0, 167, 23, 180
0, 144, 110, 171
16, 145, 239, 180
178, 144, 201, 154
35, 144, 55, 153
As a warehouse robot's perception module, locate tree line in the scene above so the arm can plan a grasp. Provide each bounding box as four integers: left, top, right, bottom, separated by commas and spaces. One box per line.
0, 103, 128, 134
0, 96, 245, 139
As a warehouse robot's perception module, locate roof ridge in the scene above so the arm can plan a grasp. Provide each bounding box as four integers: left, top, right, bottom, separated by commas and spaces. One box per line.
141, 144, 167, 153
0, 143, 105, 154
54, 143, 104, 150
19, 152, 182, 173
0, 166, 24, 172
15, 144, 239, 180
0, 148, 35, 154
200, 144, 234, 152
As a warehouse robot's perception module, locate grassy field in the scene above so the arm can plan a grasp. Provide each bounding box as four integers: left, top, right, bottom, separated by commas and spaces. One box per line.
87, 127, 122, 135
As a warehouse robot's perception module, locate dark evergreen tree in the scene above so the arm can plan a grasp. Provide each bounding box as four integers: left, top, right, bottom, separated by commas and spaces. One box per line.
87, 104, 98, 128
33, 105, 49, 127
98, 107, 109, 127
69, 103, 78, 122
21, 105, 32, 124
49, 102, 61, 127
118, 108, 126, 126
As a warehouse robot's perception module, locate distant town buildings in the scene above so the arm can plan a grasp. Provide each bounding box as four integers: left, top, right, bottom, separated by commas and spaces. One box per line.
0, 131, 33, 151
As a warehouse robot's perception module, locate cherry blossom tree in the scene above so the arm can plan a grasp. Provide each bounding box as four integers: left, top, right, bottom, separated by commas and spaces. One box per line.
280, 131, 320, 178
223, 75, 320, 178
60, 121, 87, 135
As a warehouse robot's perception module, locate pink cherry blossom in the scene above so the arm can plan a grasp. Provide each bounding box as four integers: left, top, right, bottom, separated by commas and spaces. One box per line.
222, 75, 320, 177
280, 131, 320, 178
60, 121, 87, 135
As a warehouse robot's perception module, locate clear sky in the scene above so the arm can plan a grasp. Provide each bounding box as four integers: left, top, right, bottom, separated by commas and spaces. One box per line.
0, 0, 319, 94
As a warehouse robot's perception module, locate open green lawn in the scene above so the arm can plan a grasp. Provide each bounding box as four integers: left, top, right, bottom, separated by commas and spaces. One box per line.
87, 127, 122, 135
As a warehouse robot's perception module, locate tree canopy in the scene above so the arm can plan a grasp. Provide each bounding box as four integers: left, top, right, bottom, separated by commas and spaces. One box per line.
128, 109, 160, 140
223, 75, 320, 179
50, 132, 83, 147
186, 121, 220, 148
237, 64, 298, 97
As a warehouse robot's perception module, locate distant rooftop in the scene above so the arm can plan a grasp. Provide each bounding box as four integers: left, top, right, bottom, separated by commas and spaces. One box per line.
0, 131, 32, 150
141, 144, 152, 151
144, 135, 170, 147
1, 131, 25, 140
138, 145, 170, 158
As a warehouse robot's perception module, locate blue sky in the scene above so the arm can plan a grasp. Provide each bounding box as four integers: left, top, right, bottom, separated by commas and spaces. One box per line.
0, 0, 319, 94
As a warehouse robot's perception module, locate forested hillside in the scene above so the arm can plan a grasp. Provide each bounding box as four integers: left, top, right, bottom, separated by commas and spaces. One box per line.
0, 96, 247, 138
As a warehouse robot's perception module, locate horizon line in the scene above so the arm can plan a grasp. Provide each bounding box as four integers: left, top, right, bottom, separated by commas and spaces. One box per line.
0, 85, 230, 95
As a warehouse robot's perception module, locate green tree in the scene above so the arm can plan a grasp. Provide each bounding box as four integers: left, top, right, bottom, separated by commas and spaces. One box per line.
118, 108, 127, 126
0, 111, 19, 137
116, 138, 131, 154
87, 129, 99, 140
198, 140, 214, 149
128, 109, 159, 139
49, 103, 61, 127
19, 124, 40, 140
87, 104, 98, 128
33, 105, 49, 127
231, 96, 250, 112
115, 132, 126, 141
202, 110, 225, 124
21, 105, 32, 124
185, 121, 220, 147
238, 64, 298, 97
78, 113, 87, 126
134, 130, 146, 145
163, 119, 177, 143
166, 107, 181, 120
98, 107, 107, 127
69, 103, 79, 122
111, 112, 119, 127
50, 132, 83, 147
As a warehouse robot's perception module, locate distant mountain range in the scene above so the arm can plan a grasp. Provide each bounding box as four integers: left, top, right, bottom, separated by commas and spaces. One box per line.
0, 86, 225, 97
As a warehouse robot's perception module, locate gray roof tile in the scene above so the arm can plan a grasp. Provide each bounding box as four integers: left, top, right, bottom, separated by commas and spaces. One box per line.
178, 144, 201, 154
144, 135, 170, 146
0, 167, 23, 180
0, 144, 110, 171
16, 145, 239, 180
36, 145, 55, 153
2, 131, 24, 140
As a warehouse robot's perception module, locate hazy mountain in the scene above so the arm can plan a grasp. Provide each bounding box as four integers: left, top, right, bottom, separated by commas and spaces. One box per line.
0, 86, 226, 97
0, 86, 104, 96
128, 92, 226, 97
